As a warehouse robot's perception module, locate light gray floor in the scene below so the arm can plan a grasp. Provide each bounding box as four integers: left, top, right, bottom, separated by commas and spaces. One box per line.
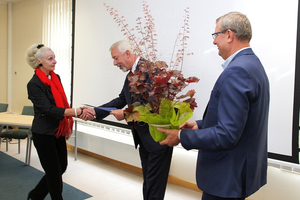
2, 138, 300, 200
0, 139, 202, 200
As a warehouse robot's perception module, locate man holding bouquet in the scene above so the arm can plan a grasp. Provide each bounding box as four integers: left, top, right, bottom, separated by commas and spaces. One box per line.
158, 12, 270, 200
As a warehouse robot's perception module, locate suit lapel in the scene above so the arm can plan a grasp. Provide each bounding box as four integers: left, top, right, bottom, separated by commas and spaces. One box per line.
124, 71, 135, 104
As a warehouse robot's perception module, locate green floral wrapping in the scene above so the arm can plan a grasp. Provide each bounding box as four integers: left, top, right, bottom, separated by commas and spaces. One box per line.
134, 99, 193, 142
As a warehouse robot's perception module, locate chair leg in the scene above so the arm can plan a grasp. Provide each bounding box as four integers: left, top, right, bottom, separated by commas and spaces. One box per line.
25, 137, 29, 165
6, 137, 8, 151
25, 135, 32, 165
28, 139, 32, 165
18, 139, 21, 154
5, 126, 8, 151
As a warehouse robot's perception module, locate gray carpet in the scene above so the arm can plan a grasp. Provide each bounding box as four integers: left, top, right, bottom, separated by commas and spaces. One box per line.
0, 151, 92, 200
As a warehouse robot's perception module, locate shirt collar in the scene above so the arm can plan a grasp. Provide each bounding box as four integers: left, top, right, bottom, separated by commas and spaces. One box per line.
131, 56, 140, 72
221, 47, 251, 70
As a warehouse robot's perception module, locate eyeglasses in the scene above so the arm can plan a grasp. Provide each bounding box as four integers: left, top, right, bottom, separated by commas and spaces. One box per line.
212, 30, 227, 40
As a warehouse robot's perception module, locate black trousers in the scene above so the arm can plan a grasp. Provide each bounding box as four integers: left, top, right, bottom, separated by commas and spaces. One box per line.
202, 192, 245, 200
139, 143, 173, 200
29, 133, 68, 200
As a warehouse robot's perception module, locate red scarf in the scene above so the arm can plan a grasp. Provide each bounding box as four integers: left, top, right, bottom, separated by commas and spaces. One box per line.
35, 68, 73, 139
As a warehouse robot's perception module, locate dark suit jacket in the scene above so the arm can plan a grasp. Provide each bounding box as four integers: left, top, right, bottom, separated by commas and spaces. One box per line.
95, 59, 166, 152
180, 48, 270, 198
27, 73, 65, 135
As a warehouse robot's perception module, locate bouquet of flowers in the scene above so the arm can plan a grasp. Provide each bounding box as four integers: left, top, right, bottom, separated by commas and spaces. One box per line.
105, 1, 199, 141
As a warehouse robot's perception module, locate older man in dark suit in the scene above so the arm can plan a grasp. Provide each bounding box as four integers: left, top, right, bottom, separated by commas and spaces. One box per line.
158, 12, 270, 200
84, 40, 173, 200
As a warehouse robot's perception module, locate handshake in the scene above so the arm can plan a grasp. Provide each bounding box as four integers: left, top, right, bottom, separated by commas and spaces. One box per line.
75, 106, 96, 121
74, 106, 125, 122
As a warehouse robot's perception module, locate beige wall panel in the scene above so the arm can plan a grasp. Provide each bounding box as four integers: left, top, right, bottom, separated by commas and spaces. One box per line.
0, 3, 8, 104
11, 0, 42, 113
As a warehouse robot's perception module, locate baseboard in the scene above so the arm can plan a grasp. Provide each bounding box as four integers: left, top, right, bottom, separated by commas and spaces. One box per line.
67, 144, 202, 193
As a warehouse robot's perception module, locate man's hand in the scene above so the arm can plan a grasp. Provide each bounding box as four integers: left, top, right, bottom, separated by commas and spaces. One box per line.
179, 121, 198, 130
158, 128, 180, 147
79, 106, 95, 121
110, 109, 125, 121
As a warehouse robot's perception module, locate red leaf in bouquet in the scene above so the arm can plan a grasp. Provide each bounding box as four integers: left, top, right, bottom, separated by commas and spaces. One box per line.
136, 84, 148, 94
148, 86, 165, 97
130, 83, 147, 94
154, 61, 168, 69
186, 76, 200, 83
186, 89, 196, 98
177, 89, 196, 99
139, 60, 157, 73
171, 70, 184, 78
128, 73, 139, 83
152, 72, 171, 85
128, 71, 146, 82
124, 104, 140, 122
184, 98, 198, 110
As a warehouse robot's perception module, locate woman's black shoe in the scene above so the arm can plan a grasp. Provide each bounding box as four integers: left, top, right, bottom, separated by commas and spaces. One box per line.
27, 192, 33, 200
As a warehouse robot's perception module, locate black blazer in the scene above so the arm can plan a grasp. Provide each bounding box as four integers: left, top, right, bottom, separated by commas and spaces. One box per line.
95, 60, 167, 152
27, 73, 65, 135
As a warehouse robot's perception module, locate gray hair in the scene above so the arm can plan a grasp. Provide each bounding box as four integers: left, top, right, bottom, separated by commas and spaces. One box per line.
25, 43, 52, 69
217, 12, 252, 42
109, 40, 135, 54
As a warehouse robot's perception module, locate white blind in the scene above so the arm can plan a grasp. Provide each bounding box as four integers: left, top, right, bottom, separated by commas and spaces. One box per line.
42, 0, 72, 102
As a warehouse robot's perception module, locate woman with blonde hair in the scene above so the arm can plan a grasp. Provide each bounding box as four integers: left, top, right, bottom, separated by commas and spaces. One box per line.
25, 43, 89, 200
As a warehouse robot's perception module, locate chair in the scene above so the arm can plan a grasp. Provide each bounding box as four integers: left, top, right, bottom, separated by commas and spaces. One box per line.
0, 103, 9, 142
0, 103, 8, 112
0, 106, 34, 165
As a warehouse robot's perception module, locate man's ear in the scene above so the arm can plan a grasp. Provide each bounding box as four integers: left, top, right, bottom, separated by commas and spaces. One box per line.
125, 50, 131, 57
227, 29, 235, 43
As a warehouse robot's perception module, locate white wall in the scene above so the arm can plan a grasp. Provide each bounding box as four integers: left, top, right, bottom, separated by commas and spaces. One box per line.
67, 120, 198, 183
67, 121, 300, 200
73, 0, 299, 158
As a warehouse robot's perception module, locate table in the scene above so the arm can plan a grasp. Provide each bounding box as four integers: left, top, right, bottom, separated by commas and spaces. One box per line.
0, 112, 33, 128
0, 113, 78, 162
0, 112, 33, 165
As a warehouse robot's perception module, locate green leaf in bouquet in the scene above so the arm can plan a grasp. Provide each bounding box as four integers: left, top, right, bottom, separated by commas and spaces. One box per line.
158, 99, 175, 119
133, 99, 192, 142
148, 124, 179, 142
146, 113, 170, 125
135, 101, 172, 125
148, 125, 167, 142
170, 102, 193, 126
134, 105, 151, 122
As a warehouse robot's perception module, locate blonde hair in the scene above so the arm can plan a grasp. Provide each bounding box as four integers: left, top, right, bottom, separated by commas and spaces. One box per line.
25, 43, 52, 69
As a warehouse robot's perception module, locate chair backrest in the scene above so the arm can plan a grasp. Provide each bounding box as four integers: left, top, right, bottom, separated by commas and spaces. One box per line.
0, 103, 8, 112
21, 106, 34, 116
